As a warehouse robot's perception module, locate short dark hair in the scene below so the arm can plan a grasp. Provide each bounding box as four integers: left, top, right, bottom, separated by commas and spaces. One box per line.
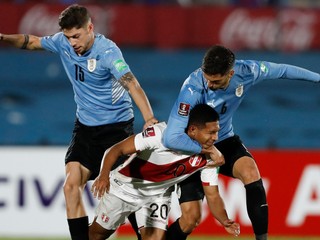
201, 45, 235, 76
187, 104, 219, 129
59, 4, 91, 30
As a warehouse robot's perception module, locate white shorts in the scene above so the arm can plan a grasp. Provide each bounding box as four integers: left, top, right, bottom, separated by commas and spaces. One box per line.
95, 177, 172, 231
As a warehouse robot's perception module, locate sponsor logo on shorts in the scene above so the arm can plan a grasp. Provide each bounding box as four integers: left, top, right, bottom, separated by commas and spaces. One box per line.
101, 213, 110, 223
178, 103, 190, 116
142, 126, 155, 138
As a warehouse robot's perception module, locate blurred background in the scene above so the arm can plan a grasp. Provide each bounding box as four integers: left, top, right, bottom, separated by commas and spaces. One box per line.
0, 0, 319, 239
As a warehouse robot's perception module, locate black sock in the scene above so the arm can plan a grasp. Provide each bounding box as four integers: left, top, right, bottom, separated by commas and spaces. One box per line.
245, 179, 269, 236
256, 233, 268, 240
166, 218, 189, 240
127, 213, 142, 240
67, 216, 89, 240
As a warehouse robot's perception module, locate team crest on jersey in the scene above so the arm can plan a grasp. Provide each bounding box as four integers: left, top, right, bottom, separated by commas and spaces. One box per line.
87, 59, 96, 72
142, 126, 156, 138
235, 84, 243, 97
178, 103, 190, 116
189, 155, 203, 167
101, 213, 110, 223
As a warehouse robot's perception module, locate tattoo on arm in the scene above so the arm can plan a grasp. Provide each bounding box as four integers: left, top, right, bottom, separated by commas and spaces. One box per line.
21, 34, 29, 49
119, 72, 135, 90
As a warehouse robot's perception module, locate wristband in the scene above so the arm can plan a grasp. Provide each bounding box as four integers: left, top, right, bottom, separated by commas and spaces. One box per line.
21, 34, 29, 49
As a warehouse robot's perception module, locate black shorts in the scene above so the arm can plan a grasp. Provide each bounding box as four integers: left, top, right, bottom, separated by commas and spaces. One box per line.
178, 171, 204, 204
65, 118, 134, 180
178, 135, 253, 204
216, 135, 253, 177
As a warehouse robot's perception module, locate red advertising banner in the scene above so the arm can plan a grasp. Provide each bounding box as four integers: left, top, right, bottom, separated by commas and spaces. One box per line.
117, 150, 320, 236
0, 3, 320, 51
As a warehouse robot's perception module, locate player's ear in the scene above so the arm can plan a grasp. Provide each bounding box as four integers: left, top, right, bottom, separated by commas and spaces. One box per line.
87, 21, 94, 32
229, 69, 235, 78
187, 125, 197, 138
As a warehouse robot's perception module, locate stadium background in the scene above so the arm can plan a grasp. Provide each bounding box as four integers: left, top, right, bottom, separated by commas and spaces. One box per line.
0, 0, 319, 239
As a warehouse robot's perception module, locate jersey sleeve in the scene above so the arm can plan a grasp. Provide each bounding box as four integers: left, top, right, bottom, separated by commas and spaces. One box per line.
200, 167, 219, 186
134, 122, 164, 151
162, 78, 204, 154
250, 60, 320, 84
40, 33, 62, 53
103, 46, 131, 80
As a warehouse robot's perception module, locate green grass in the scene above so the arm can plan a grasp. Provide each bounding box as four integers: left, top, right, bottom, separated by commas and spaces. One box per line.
0, 237, 319, 240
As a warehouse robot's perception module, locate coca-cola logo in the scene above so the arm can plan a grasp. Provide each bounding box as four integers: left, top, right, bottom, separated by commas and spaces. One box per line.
19, 4, 114, 36
220, 9, 316, 51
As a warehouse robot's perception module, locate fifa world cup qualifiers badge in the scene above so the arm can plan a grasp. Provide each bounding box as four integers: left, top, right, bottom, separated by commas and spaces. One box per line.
235, 84, 243, 97
178, 103, 191, 116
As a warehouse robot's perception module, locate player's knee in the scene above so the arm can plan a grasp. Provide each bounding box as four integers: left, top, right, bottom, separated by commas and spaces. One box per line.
180, 208, 202, 232
88, 229, 101, 240
182, 203, 202, 220
89, 220, 114, 240
63, 181, 73, 196
234, 157, 260, 184
88, 232, 104, 240
63, 180, 81, 200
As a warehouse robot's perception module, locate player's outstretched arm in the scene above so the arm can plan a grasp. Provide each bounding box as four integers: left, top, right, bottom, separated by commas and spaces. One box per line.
91, 135, 137, 199
0, 33, 43, 50
119, 72, 158, 129
203, 185, 240, 236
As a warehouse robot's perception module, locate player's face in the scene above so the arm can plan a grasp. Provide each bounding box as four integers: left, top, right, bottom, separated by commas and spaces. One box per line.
191, 121, 220, 149
204, 70, 234, 91
63, 22, 94, 55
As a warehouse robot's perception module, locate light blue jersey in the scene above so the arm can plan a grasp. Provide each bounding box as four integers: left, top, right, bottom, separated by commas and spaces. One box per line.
41, 33, 133, 126
163, 60, 320, 153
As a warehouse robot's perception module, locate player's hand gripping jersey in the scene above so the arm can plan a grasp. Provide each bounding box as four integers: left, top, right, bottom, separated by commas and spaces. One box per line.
111, 122, 219, 197
163, 60, 320, 153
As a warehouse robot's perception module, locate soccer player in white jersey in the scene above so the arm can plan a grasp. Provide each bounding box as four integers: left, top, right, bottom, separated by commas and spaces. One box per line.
163, 45, 320, 240
0, 4, 158, 240
89, 104, 240, 240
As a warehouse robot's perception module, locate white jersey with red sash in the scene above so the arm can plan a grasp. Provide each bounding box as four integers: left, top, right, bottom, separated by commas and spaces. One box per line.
110, 122, 218, 197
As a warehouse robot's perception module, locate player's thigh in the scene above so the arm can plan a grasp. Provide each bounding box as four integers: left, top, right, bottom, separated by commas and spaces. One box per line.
136, 195, 171, 231
216, 135, 254, 178
140, 227, 166, 240
233, 155, 261, 184
178, 171, 204, 204
89, 217, 115, 240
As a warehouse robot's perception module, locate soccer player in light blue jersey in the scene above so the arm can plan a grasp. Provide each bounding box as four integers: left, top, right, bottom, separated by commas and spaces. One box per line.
162, 45, 320, 240
0, 4, 158, 240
